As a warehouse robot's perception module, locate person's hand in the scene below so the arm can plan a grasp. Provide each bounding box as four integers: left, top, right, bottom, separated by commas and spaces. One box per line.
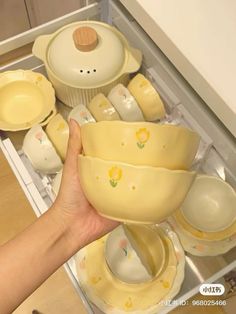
54, 119, 119, 249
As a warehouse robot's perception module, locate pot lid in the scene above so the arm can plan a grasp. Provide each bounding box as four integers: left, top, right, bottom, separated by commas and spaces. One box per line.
47, 22, 126, 87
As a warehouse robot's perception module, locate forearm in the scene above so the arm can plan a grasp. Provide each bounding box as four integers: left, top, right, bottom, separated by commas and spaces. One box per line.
0, 205, 80, 314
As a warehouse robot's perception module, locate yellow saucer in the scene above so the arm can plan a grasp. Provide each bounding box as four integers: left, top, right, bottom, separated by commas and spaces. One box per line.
174, 209, 236, 241
76, 227, 178, 312
0, 70, 56, 131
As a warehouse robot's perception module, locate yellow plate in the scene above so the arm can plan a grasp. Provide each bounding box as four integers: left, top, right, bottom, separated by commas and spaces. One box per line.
0, 70, 56, 131
76, 227, 177, 312
174, 209, 236, 241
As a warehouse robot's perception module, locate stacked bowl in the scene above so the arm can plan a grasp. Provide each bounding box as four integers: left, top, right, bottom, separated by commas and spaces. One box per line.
78, 120, 200, 224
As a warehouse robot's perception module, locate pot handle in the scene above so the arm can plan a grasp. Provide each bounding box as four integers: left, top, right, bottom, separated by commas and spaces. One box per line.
123, 47, 142, 74
32, 34, 52, 62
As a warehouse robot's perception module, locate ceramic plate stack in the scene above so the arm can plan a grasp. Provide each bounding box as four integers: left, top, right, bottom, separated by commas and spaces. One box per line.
75, 223, 185, 314
168, 175, 236, 256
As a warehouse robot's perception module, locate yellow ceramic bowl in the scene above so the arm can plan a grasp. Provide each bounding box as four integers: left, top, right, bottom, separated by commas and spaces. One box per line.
23, 125, 62, 174
174, 209, 236, 241
87, 93, 121, 121
81, 121, 200, 170
78, 155, 196, 224
181, 175, 236, 232
127, 73, 166, 121
0, 70, 56, 131
46, 114, 69, 161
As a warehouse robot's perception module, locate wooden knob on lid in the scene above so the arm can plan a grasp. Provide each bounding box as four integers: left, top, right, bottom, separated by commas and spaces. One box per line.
73, 26, 98, 52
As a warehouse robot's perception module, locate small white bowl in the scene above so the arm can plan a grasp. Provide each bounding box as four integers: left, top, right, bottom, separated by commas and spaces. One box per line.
105, 225, 153, 284
68, 104, 95, 126
181, 175, 236, 232
23, 125, 62, 174
108, 83, 144, 121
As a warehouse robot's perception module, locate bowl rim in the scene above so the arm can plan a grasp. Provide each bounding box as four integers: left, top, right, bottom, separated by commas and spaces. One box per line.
104, 225, 167, 285
181, 174, 236, 233
80, 120, 200, 136
78, 154, 197, 175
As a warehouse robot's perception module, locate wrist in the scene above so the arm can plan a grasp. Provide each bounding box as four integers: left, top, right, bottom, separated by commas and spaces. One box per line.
49, 203, 90, 255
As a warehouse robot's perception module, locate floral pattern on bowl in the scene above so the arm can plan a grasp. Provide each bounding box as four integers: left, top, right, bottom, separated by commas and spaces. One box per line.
136, 128, 150, 149
109, 166, 122, 187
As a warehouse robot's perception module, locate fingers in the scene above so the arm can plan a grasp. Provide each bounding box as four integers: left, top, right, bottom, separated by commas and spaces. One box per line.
64, 119, 82, 174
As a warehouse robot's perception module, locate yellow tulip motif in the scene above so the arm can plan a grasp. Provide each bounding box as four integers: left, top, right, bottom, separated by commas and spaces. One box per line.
56, 122, 66, 131
136, 128, 150, 149
124, 297, 133, 310
108, 166, 122, 187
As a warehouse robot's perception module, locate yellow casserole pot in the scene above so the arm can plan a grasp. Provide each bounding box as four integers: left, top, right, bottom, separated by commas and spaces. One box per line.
78, 155, 196, 224
33, 21, 142, 107
81, 121, 200, 170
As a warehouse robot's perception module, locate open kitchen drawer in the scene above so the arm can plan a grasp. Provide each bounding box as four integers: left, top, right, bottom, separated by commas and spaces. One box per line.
0, 1, 236, 313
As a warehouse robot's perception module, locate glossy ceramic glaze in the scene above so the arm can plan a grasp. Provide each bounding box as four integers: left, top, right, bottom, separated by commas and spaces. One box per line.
108, 84, 144, 121
68, 104, 95, 125
174, 209, 236, 241
87, 93, 121, 121
127, 74, 165, 121
181, 175, 236, 232
0, 70, 56, 131
81, 121, 200, 170
105, 225, 153, 284
75, 222, 184, 314
122, 225, 166, 278
78, 155, 196, 223
33, 21, 142, 107
169, 215, 236, 256
22, 125, 62, 174
46, 114, 69, 161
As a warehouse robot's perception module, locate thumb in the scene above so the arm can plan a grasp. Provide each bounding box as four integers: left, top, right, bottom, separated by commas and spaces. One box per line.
64, 119, 82, 173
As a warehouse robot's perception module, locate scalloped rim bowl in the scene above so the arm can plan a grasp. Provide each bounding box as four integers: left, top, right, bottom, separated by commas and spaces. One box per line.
87, 93, 121, 121
78, 155, 196, 223
46, 113, 69, 161
181, 175, 236, 232
108, 83, 144, 121
0, 70, 56, 131
68, 104, 95, 126
127, 73, 166, 121
23, 125, 62, 174
81, 121, 200, 170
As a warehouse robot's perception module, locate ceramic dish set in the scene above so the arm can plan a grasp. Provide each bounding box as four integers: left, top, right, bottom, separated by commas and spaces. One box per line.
168, 175, 236, 256
75, 223, 185, 314
1, 20, 236, 314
